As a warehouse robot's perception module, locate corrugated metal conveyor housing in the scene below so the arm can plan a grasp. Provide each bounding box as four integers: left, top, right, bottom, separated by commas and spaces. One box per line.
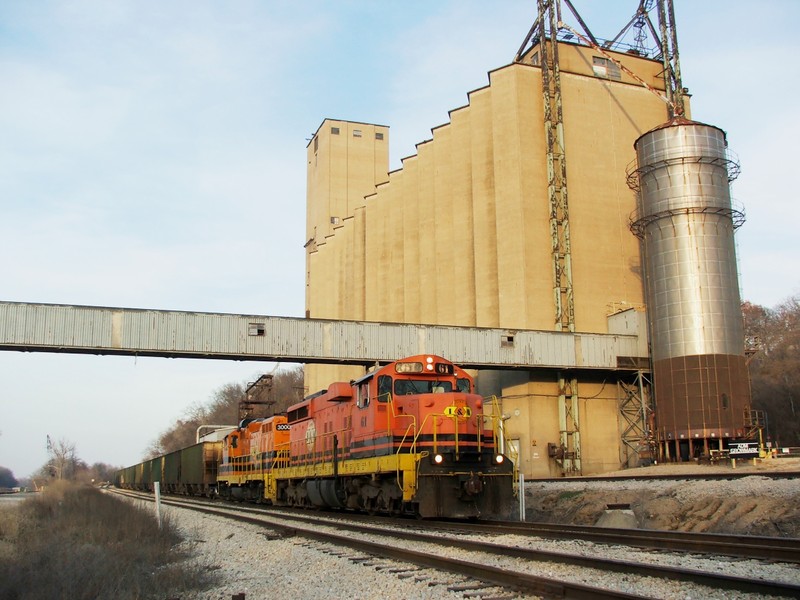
0, 301, 646, 371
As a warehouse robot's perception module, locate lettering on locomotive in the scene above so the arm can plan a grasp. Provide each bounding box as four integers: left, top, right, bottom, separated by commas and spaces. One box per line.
444, 405, 472, 418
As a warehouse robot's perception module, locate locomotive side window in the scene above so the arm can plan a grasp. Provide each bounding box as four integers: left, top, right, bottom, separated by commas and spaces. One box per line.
357, 382, 370, 409
457, 378, 471, 393
377, 375, 392, 402
288, 405, 309, 423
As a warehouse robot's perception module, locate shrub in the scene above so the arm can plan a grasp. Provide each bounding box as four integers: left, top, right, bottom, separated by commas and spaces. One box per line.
0, 481, 216, 599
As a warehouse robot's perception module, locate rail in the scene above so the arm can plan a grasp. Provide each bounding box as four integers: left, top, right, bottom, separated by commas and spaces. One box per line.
116, 490, 800, 599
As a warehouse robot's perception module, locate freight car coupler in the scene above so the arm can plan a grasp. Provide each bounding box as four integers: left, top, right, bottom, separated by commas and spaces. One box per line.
462, 473, 483, 496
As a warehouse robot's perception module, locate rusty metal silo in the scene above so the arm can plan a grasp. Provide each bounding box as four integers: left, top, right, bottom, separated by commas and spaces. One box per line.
628, 117, 750, 460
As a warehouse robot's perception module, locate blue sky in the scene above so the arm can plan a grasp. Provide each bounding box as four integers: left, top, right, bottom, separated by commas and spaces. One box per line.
1, 1, 798, 478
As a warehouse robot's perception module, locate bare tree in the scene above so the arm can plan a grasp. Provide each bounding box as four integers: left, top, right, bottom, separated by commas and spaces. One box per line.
46, 436, 79, 480
271, 366, 305, 415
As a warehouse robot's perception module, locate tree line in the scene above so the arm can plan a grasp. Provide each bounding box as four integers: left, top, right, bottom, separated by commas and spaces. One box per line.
743, 295, 800, 447
1, 437, 119, 490
144, 366, 305, 457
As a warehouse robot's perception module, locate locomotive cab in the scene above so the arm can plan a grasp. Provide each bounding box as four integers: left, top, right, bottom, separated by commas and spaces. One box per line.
218, 416, 290, 503
384, 356, 514, 518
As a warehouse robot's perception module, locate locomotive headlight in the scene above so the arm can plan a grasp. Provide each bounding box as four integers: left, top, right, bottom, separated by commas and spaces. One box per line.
434, 454, 444, 465
494, 454, 504, 464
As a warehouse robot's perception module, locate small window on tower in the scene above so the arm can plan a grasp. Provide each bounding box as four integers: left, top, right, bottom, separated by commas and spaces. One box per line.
331, 127, 340, 135
330, 216, 340, 225
592, 56, 621, 80
375, 132, 384, 140
353, 129, 362, 137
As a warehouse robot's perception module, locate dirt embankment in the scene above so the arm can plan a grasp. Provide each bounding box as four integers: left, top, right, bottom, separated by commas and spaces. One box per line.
524, 458, 800, 537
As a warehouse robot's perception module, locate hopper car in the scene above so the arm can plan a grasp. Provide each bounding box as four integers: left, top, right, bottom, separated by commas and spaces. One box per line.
115, 441, 221, 496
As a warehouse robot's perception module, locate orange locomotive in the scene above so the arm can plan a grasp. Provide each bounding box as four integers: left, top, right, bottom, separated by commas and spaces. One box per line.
219, 354, 516, 519
217, 415, 290, 502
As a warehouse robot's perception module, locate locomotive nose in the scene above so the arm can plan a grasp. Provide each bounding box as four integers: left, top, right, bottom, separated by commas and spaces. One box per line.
462, 473, 483, 496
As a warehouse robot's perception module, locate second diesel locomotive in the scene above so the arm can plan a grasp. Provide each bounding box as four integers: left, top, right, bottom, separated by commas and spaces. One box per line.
217, 354, 515, 518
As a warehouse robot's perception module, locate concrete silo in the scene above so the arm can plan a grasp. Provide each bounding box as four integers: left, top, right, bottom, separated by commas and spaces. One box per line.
628, 117, 750, 460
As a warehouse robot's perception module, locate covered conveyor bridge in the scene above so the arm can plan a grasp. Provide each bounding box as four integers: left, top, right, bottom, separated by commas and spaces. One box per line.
0, 301, 647, 371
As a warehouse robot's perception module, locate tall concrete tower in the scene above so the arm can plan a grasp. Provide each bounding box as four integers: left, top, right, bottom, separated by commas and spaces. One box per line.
305, 119, 390, 394
627, 118, 749, 459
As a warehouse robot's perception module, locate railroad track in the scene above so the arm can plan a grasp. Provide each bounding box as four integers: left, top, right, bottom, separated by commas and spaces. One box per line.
465, 519, 800, 564
531, 470, 800, 483
248, 504, 800, 564
113, 489, 800, 598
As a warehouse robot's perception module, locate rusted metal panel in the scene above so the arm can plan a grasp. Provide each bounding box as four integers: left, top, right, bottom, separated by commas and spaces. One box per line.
0, 301, 645, 371
655, 354, 750, 440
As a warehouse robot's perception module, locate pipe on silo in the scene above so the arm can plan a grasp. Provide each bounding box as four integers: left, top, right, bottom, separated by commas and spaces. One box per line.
627, 117, 750, 458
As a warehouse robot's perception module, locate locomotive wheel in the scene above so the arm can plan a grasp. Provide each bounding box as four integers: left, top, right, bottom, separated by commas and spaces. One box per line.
365, 496, 377, 516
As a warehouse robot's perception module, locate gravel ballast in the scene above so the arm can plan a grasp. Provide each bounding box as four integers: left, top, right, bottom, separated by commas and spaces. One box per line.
160, 482, 800, 600
168, 509, 486, 600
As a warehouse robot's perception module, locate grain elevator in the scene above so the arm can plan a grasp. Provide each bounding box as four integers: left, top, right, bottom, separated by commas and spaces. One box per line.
304, 1, 751, 474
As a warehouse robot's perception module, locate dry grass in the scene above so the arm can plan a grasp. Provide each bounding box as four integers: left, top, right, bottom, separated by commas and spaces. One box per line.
0, 481, 217, 600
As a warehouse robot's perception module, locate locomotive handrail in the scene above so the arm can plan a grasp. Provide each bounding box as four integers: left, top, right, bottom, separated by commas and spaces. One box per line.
476, 411, 483, 454
295, 425, 357, 474
486, 395, 520, 497
386, 392, 421, 495
412, 412, 458, 457
273, 443, 291, 469
453, 414, 460, 460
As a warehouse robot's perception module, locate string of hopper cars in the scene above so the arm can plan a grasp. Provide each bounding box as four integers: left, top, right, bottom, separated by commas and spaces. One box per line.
116, 355, 517, 519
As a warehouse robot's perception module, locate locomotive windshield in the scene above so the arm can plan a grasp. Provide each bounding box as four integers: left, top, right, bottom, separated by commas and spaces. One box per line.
394, 379, 454, 395
378, 375, 458, 401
